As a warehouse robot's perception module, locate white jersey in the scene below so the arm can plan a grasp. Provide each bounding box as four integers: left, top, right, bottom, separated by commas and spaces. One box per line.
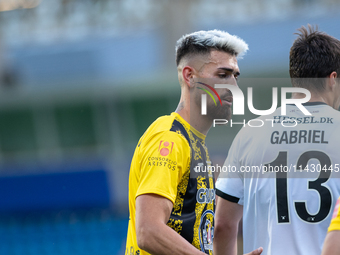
216, 102, 340, 255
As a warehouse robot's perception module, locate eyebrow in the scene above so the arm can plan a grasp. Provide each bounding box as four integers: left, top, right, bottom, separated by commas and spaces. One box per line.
218, 67, 241, 76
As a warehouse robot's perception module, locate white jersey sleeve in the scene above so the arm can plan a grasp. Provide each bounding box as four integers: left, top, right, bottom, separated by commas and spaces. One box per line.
215, 130, 244, 205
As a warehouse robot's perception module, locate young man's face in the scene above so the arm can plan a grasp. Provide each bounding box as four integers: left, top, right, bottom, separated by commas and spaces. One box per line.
192, 50, 240, 121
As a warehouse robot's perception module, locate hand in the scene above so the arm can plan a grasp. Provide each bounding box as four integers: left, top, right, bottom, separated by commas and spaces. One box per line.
244, 247, 263, 255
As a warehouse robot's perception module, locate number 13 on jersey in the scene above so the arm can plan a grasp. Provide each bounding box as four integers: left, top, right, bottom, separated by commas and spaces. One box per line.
266, 151, 332, 224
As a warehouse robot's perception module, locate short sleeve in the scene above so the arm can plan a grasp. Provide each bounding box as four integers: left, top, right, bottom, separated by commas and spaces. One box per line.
136, 131, 190, 204
215, 131, 244, 205
328, 197, 340, 232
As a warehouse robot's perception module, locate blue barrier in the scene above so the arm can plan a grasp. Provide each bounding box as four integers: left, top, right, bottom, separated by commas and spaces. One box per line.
0, 170, 111, 213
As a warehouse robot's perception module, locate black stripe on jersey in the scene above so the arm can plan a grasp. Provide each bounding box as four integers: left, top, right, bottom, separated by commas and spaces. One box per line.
216, 189, 240, 203
170, 119, 190, 144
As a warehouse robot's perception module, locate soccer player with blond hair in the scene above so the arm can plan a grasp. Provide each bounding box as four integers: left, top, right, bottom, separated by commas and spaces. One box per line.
125, 29, 262, 255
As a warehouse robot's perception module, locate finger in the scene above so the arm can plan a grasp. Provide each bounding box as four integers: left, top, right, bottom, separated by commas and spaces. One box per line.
245, 247, 263, 255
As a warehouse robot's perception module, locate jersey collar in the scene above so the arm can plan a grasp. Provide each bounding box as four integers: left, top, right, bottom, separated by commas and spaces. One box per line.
171, 112, 206, 140
287, 102, 328, 106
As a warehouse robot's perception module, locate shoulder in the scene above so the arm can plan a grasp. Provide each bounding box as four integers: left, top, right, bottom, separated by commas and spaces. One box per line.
139, 115, 191, 155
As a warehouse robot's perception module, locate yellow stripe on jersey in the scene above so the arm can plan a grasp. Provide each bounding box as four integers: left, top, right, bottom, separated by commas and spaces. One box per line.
328, 197, 340, 232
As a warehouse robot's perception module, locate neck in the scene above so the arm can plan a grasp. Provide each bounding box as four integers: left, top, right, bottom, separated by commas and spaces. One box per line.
292, 92, 333, 107
175, 101, 212, 136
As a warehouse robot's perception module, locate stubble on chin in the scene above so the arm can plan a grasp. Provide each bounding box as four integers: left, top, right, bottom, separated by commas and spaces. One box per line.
208, 105, 231, 121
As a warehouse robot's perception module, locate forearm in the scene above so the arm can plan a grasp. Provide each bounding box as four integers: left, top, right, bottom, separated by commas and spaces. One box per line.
322, 231, 340, 255
213, 223, 238, 255
213, 196, 242, 255
138, 222, 205, 255
136, 194, 205, 255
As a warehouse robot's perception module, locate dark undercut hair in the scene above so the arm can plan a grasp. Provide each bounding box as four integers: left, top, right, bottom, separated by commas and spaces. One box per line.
175, 30, 248, 66
289, 25, 340, 91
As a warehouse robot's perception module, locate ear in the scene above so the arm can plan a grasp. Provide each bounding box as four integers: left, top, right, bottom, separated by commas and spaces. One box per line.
329, 71, 338, 90
329, 72, 338, 86
182, 66, 195, 88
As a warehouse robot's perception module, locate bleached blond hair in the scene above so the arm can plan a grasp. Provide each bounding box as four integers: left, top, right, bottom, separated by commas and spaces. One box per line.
175, 29, 248, 66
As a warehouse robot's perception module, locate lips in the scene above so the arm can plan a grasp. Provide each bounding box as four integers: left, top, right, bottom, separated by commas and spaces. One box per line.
221, 95, 233, 105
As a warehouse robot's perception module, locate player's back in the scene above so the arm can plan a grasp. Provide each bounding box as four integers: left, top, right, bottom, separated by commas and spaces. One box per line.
231, 103, 340, 255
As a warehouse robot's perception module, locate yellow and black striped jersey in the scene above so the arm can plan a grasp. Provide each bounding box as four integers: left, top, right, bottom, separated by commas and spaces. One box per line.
328, 197, 340, 232
125, 112, 215, 255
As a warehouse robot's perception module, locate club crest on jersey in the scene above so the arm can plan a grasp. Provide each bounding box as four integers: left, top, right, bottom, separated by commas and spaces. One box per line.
204, 219, 213, 245
199, 210, 214, 252
158, 140, 174, 156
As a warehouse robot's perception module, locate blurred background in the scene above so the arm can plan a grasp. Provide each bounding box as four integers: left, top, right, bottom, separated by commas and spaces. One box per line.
0, 0, 339, 254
